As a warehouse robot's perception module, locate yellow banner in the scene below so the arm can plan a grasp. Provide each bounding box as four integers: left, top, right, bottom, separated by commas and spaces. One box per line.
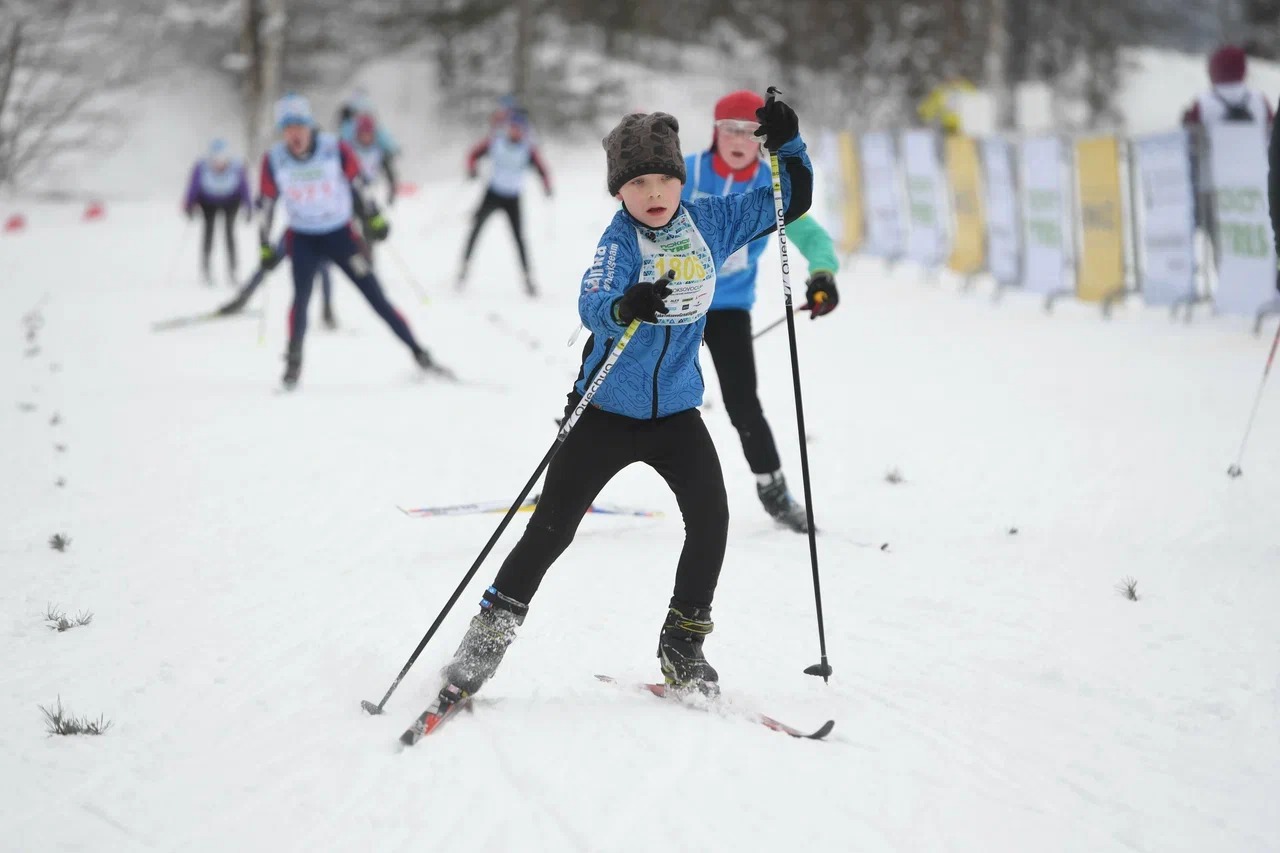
944, 135, 984, 274
836, 131, 864, 253
1074, 136, 1125, 302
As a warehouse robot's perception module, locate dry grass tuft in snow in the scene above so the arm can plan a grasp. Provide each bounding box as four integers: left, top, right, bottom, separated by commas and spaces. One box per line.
44, 605, 93, 633
39, 698, 111, 737
1117, 576, 1140, 601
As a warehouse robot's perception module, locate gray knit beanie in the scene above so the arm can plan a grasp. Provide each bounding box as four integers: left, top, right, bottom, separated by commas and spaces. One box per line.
602, 112, 686, 196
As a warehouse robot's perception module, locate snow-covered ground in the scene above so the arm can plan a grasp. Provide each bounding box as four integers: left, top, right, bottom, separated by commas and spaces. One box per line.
3, 131, 1279, 851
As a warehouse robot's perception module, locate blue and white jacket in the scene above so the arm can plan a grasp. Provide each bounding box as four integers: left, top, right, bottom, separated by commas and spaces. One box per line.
572, 135, 813, 420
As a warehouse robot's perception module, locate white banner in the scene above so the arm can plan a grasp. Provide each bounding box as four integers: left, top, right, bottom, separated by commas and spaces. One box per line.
1207, 124, 1277, 316
981, 137, 1020, 286
1132, 131, 1196, 306
859, 131, 904, 258
902, 129, 949, 266
817, 130, 844, 241
1020, 136, 1071, 295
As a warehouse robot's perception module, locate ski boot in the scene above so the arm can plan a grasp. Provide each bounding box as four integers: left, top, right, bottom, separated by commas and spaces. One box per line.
455, 260, 470, 292
201, 262, 214, 288
322, 303, 338, 330
523, 272, 538, 298
440, 587, 528, 697
415, 348, 456, 381
281, 343, 302, 391
757, 471, 810, 533
217, 291, 250, 316
657, 600, 719, 696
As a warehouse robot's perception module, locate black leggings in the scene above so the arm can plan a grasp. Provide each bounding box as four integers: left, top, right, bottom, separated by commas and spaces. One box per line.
462, 189, 529, 272
702, 309, 781, 474
200, 201, 239, 270
492, 406, 729, 608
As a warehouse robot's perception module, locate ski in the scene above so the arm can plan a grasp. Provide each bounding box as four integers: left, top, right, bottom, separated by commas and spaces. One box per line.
398, 494, 540, 518
399, 684, 473, 747
398, 494, 662, 520
584, 502, 664, 518
151, 309, 261, 332
595, 675, 834, 740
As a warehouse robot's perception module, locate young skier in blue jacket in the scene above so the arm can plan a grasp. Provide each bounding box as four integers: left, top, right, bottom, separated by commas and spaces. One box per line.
431, 95, 813, 712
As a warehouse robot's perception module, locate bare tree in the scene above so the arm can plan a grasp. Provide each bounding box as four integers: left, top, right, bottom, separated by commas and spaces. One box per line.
238, 0, 285, 155
0, 0, 160, 187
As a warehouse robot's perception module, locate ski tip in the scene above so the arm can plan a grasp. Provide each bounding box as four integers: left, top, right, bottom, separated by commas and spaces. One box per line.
810, 720, 836, 740
398, 729, 419, 747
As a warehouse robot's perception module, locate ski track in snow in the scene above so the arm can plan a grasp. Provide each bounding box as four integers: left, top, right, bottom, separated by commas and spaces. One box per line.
2, 159, 1279, 852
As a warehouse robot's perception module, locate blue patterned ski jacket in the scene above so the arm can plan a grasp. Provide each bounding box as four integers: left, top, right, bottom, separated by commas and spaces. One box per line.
572, 134, 812, 420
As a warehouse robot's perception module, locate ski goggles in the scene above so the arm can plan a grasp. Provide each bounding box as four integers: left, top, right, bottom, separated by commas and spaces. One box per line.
714, 118, 761, 138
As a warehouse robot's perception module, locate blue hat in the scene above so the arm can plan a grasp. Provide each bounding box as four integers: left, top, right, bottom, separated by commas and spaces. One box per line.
274, 93, 313, 130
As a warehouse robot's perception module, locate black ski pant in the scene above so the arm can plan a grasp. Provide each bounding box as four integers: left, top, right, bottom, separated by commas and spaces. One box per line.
200, 201, 239, 272
286, 226, 420, 355
491, 406, 729, 609
702, 309, 782, 475
462, 189, 530, 273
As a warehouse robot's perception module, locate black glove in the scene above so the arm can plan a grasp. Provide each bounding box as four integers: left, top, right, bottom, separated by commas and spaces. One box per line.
259, 243, 283, 271
801, 271, 839, 319
365, 213, 390, 242
613, 276, 674, 324
754, 92, 799, 152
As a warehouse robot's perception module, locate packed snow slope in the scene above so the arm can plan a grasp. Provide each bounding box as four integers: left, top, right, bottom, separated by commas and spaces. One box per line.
4, 146, 1280, 852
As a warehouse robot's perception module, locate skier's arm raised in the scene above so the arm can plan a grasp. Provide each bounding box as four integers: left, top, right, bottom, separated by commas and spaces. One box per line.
717, 98, 813, 256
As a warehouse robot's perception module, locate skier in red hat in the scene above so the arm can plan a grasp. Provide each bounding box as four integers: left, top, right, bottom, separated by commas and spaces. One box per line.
682, 89, 841, 533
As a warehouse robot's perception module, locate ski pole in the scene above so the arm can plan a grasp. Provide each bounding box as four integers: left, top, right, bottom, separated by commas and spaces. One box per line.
361, 275, 673, 716
1227, 318, 1280, 478
384, 240, 431, 304
764, 86, 832, 683
257, 269, 271, 346
753, 315, 787, 341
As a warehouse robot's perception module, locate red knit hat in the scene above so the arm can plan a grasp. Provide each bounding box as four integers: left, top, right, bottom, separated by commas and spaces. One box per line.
1209, 45, 1246, 84
714, 90, 765, 122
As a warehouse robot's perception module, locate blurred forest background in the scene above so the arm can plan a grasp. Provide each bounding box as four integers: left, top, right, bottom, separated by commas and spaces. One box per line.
2, 0, 1277, 186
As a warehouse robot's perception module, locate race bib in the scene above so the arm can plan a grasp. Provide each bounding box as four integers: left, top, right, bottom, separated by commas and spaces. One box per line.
269, 134, 353, 234
636, 209, 716, 325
